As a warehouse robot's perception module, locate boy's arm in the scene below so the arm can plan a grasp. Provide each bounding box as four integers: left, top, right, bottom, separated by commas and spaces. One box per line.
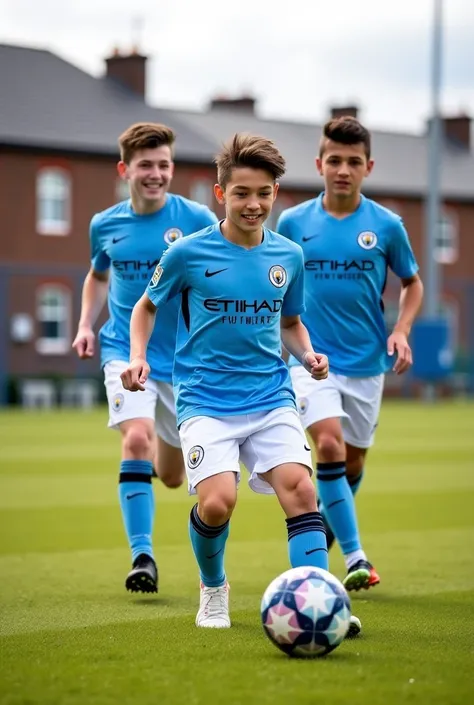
120, 294, 158, 392
388, 273, 424, 374
281, 315, 328, 380
72, 268, 109, 358
72, 216, 110, 359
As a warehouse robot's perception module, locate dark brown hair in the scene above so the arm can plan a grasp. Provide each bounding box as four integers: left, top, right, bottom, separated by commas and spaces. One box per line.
319, 116, 371, 159
118, 122, 176, 163
215, 133, 286, 187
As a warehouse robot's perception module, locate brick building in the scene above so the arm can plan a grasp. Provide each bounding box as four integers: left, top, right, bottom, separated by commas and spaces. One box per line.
1, 43, 473, 404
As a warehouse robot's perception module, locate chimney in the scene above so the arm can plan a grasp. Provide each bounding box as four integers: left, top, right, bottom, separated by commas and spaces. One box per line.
330, 105, 359, 120
209, 94, 256, 114
443, 114, 471, 149
105, 47, 147, 99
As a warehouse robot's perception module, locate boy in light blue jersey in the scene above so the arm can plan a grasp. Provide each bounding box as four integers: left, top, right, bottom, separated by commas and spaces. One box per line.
72, 122, 217, 594
277, 116, 423, 591
121, 133, 361, 633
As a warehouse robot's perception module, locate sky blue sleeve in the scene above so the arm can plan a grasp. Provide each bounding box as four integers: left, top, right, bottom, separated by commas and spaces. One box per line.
89, 215, 110, 272
276, 209, 293, 240
387, 219, 419, 279
145, 240, 188, 308
282, 248, 306, 317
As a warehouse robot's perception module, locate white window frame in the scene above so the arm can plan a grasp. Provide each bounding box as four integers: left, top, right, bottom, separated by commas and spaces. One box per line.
190, 178, 214, 209
435, 210, 459, 265
36, 167, 71, 236
35, 285, 72, 355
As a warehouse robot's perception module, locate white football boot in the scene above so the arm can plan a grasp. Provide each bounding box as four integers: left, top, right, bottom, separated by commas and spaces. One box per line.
195, 581, 231, 628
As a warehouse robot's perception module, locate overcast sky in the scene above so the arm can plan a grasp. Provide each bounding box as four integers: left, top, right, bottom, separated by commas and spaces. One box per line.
2, 0, 473, 133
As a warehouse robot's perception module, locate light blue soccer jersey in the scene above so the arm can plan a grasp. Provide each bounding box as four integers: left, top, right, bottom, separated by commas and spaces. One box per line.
145, 223, 306, 425
277, 194, 419, 377
90, 194, 217, 382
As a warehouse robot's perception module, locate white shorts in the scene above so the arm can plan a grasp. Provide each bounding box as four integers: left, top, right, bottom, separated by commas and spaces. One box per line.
103, 360, 180, 448
290, 366, 384, 449
179, 407, 313, 495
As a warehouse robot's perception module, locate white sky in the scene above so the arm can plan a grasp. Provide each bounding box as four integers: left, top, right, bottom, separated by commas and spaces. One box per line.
2, 0, 473, 132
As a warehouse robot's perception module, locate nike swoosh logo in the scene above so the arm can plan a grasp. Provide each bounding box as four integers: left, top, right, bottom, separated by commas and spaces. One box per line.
305, 548, 326, 555
205, 268, 228, 277
304, 445, 311, 451
302, 235, 319, 242
126, 492, 147, 500
112, 236, 128, 244
206, 548, 223, 559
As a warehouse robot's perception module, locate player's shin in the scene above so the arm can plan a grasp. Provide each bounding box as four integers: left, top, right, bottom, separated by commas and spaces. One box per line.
118, 459, 155, 560
189, 504, 229, 587
348, 470, 364, 496
286, 511, 328, 571
316, 461, 364, 558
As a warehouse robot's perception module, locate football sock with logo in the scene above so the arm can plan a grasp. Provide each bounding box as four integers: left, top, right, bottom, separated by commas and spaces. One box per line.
316, 461, 362, 555
189, 504, 229, 587
348, 470, 364, 497
286, 512, 328, 570
118, 459, 155, 562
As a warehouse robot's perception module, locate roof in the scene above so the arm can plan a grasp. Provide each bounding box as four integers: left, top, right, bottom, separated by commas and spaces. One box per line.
1, 43, 473, 200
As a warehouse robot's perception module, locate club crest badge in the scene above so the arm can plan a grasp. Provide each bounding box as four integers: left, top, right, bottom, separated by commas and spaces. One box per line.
187, 445, 204, 469
269, 265, 287, 288
164, 228, 184, 245
357, 231, 378, 250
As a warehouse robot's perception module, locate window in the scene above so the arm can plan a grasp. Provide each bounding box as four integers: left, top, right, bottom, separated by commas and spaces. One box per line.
190, 179, 214, 209
36, 168, 71, 235
36, 285, 71, 355
435, 211, 458, 265
266, 197, 293, 232
116, 177, 130, 202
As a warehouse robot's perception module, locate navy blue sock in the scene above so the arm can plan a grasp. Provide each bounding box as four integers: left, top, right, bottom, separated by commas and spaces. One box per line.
286, 511, 328, 570
118, 460, 154, 562
349, 470, 364, 497
317, 461, 361, 555
189, 504, 229, 587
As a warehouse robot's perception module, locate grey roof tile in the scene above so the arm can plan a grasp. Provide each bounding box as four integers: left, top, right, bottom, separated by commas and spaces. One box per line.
1, 43, 473, 199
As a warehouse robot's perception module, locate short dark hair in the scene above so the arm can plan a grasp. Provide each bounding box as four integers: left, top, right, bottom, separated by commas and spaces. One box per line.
319, 116, 371, 159
118, 122, 176, 163
215, 133, 286, 187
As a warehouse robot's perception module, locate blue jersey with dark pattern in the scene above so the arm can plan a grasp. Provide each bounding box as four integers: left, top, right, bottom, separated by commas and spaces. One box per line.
90, 194, 217, 382
277, 194, 419, 376
146, 223, 306, 425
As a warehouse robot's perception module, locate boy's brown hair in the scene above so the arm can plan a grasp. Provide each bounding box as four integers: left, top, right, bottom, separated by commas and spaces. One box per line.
319, 116, 371, 159
118, 122, 176, 163
215, 133, 286, 187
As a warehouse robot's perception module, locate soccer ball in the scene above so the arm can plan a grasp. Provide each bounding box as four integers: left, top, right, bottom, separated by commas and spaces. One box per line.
261, 566, 351, 657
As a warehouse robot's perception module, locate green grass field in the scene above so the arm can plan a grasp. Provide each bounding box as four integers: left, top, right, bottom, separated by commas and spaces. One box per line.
1, 401, 473, 705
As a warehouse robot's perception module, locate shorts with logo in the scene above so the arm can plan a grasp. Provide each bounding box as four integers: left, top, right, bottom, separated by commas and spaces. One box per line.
290, 366, 384, 449
179, 406, 313, 495
104, 360, 180, 447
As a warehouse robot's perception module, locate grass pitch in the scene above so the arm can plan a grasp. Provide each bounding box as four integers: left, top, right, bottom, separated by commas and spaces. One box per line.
0, 401, 473, 705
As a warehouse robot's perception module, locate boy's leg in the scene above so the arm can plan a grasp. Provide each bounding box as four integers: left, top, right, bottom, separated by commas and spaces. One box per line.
240, 407, 328, 570
104, 361, 159, 593
338, 375, 385, 588
291, 367, 371, 590
240, 407, 362, 637
179, 415, 241, 628
262, 461, 329, 571
154, 381, 186, 489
